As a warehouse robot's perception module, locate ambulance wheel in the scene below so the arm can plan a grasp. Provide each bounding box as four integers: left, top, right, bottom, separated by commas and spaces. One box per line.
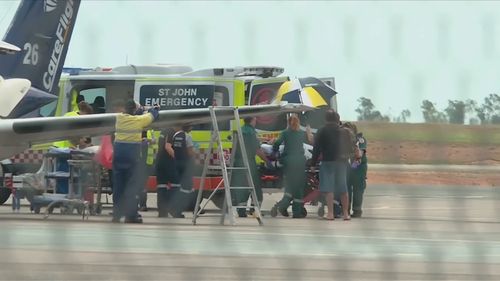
0, 187, 11, 205
318, 205, 325, 217
211, 193, 225, 209
270, 206, 278, 217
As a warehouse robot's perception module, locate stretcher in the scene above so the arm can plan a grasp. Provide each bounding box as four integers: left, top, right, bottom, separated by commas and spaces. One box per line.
259, 144, 343, 218
30, 149, 100, 219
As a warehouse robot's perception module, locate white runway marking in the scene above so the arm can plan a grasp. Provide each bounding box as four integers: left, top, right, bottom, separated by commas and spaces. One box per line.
368, 207, 464, 210
365, 206, 391, 210
396, 253, 424, 257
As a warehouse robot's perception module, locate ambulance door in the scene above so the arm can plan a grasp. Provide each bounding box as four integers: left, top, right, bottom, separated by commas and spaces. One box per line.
53, 78, 71, 116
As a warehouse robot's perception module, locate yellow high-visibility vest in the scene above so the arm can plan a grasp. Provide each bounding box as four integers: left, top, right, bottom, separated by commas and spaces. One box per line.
52, 111, 80, 148
114, 113, 153, 143
146, 129, 159, 165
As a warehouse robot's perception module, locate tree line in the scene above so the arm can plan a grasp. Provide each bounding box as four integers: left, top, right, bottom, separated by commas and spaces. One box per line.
355, 94, 500, 125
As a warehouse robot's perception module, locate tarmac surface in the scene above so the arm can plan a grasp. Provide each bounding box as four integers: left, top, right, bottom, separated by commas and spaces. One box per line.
370, 164, 500, 172
0, 184, 499, 280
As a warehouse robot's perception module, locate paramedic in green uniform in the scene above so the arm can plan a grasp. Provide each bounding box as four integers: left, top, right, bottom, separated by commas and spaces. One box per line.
348, 127, 368, 218
232, 116, 271, 217
272, 114, 313, 218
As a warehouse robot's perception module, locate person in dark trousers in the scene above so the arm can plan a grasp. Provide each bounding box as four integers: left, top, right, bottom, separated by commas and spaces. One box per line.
112, 100, 159, 223
170, 125, 196, 218
272, 114, 313, 218
137, 130, 151, 212
231, 116, 271, 217
348, 126, 368, 218
333, 121, 358, 218
311, 110, 352, 221
155, 127, 181, 217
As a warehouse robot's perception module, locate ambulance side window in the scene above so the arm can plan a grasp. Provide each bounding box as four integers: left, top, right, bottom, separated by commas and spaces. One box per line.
79, 88, 106, 114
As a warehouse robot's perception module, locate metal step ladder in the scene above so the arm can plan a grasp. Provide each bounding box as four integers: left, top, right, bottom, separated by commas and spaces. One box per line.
192, 106, 263, 226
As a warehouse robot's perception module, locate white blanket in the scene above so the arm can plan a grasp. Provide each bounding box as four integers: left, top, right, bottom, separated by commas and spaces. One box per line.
261, 143, 313, 160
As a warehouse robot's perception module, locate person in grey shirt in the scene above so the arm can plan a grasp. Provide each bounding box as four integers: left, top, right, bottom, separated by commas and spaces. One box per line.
311, 110, 352, 221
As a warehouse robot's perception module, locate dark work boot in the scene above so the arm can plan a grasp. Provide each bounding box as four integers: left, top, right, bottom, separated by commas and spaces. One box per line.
167, 198, 185, 218
169, 210, 185, 218
237, 208, 247, 218
124, 212, 143, 223
277, 194, 292, 217
292, 202, 306, 218
278, 207, 289, 217
292, 214, 306, 219
124, 216, 143, 224
351, 210, 362, 218
172, 214, 185, 218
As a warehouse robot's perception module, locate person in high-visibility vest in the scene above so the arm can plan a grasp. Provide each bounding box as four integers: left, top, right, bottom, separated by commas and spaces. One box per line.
137, 129, 159, 212
52, 101, 93, 148
112, 100, 159, 224
51, 101, 93, 194
146, 130, 159, 166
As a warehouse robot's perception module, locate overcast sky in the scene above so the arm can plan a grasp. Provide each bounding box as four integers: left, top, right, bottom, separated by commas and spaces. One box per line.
1, 0, 499, 122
